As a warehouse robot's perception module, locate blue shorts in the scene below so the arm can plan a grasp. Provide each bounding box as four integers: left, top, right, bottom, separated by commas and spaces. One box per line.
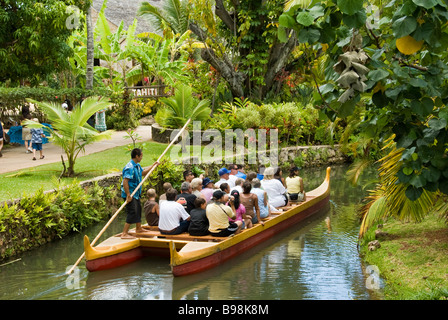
32, 143, 42, 151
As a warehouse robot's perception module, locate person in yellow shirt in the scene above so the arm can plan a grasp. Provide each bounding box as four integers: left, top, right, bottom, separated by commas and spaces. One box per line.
206, 190, 243, 237
285, 167, 306, 202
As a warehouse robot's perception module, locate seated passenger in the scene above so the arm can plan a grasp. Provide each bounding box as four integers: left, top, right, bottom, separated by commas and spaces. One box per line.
201, 177, 215, 202
159, 182, 172, 203
219, 182, 231, 195
260, 167, 288, 208
227, 164, 239, 186
144, 188, 159, 226
175, 181, 197, 214
230, 178, 244, 194
285, 166, 306, 202
250, 178, 270, 219
245, 171, 258, 183
159, 188, 190, 235
229, 190, 246, 229
240, 181, 263, 227
215, 167, 235, 188
274, 167, 286, 187
235, 164, 247, 179
191, 177, 205, 199
206, 190, 243, 237
188, 197, 210, 236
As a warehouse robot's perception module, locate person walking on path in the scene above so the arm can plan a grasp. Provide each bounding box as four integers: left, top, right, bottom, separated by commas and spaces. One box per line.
21, 115, 32, 154
120, 148, 158, 239
30, 118, 45, 161
0, 120, 4, 157
95, 109, 107, 132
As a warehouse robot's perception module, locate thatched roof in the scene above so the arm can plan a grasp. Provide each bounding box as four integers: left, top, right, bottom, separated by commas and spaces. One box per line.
92, 0, 163, 34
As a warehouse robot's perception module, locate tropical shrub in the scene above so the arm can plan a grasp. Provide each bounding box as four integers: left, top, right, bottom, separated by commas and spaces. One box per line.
208, 99, 337, 146
0, 181, 117, 260
26, 96, 114, 177
156, 83, 211, 129
106, 90, 140, 130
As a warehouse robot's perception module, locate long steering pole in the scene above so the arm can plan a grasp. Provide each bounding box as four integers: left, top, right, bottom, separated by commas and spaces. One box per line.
66, 119, 191, 275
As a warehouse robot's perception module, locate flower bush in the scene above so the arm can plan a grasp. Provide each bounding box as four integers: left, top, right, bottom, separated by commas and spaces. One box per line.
205, 100, 342, 146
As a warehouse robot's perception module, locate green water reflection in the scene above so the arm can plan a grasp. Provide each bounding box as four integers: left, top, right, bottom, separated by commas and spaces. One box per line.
0, 165, 383, 300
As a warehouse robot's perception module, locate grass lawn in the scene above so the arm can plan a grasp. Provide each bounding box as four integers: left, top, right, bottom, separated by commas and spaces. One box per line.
361, 213, 448, 300
0, 141, 169, 202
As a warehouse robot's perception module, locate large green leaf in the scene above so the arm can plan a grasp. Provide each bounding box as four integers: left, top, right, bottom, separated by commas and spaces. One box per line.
392, 16, 417, 37
279, 13, 297, 28
337, 0, 364, 15
412, 0, 438, 9
368, 69, 389, 81
296, 11, 315, 26
298, 27, 320, 43
342, 10, 366, 28
405, 185, 424, 201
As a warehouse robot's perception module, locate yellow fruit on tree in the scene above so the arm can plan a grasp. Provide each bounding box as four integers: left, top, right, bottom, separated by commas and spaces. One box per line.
396, 35, 424, 55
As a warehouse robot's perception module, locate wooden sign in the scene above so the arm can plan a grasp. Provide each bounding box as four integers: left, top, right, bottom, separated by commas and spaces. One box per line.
126, 85, 168, 98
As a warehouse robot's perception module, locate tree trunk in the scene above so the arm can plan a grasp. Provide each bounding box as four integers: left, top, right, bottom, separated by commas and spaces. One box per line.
189, 23, 246, 99
262, 31, 297, 97
85, 6, 94, 91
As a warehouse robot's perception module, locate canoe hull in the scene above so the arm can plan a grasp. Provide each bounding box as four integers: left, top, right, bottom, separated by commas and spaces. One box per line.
84, 167, 331, 276
86, 247, 144, 272
171, 193, 330, 277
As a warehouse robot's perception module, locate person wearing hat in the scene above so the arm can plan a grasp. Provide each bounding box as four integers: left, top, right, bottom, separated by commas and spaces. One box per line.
200, 177, 215, 202
206, 190, 243, 237
215, 167, 235, 189
285, 166, 306, 202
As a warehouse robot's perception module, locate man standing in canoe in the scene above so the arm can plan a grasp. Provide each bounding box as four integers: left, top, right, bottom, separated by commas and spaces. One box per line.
120, 148, 158, 239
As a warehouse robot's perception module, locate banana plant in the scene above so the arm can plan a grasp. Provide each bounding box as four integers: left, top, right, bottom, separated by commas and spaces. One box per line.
25, 97, 114, 177
94, 1, 139, 89
126, 33, 188, 86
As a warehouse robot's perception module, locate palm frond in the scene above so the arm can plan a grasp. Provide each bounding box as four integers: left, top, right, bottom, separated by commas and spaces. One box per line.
346, 158, 373, 186
358, 137, 438, 237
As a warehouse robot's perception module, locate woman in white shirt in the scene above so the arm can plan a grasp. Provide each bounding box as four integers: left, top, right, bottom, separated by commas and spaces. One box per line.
260, 167, 288, 208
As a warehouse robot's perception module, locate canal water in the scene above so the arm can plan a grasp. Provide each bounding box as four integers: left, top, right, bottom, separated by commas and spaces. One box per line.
0, 165, 383, 300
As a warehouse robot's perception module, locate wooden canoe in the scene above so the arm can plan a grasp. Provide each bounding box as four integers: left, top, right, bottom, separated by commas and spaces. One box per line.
84, 167, 331, 276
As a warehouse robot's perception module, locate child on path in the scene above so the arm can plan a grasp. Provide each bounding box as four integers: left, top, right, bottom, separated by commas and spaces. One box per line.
30, 118, 45, 161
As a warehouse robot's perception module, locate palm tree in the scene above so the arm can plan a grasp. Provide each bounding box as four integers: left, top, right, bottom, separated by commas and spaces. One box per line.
138, 0, 191, 37
159, 83, 211, 129
25, 97, 114, 177
358, 136, 444, 238
85, 5, 94, 91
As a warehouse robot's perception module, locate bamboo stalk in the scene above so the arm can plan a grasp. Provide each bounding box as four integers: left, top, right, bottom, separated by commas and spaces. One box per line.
66, 119, 191, 275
